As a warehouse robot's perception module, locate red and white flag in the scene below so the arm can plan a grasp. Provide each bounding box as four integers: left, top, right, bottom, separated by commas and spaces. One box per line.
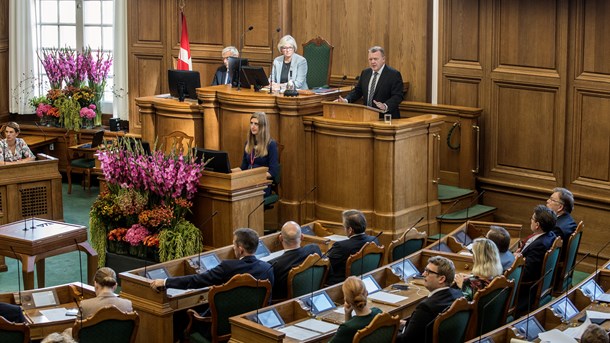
177, 12, 192, 70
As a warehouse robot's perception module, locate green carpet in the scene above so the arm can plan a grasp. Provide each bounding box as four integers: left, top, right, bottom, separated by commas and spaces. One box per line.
0, 182, 98, 292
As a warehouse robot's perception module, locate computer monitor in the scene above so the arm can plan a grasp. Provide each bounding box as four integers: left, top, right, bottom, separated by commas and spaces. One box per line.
436, 242, 453, 253
255, 240, 271, 259
168, 69, 201, 100
242, 66, 270, 91
198, 253, 221, 272
302, 291, 335, 315
391, 259, 422, 280
455, 231, 473, 246
362, 275, 382, 294
228, 57, 249, 88
513, 316, 545, 341
250, 308, 285, 328
550, 297, 579, 321
146, 267, 170, 280
194, 148, 231, 173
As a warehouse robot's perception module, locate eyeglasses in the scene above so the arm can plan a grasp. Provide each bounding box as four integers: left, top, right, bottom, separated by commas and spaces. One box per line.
280, 46, 294, 51
548, 197, 563, 205
423, 268, 440, 276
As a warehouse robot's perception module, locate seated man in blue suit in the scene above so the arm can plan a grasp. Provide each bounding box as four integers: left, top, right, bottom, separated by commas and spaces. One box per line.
326, 209, 380, 285
149, 228, 274, 291
547, 187, 577, 257
515, 205, 557, 316
0, 302, 25, 323
268, 221, 322, 300
211, 46, 239, 86
396, 256, 463, 343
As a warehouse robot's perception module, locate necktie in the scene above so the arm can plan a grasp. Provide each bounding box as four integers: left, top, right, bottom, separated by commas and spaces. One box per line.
367, 72, 379, 106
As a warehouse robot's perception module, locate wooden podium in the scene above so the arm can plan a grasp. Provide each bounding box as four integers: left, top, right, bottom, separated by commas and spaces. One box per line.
192, 168, 269, 248
321, 101, 383, 122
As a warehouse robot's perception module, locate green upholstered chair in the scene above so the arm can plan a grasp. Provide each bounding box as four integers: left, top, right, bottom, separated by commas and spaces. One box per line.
388, 227, 427, 262
553, 221, 584, 295
185, 274, 272, 343
432, 297, 474, 343
353, 312, 400, 343
264, 144, 283, 210
287, 254, 330, 299
72, 305, 140, 343
66, 131, 96, 194
471, 276, 514, 338
0, 316, 29, 343
346, 242, 385, 277
503, 254, 525, 320
302, 36, 334, 89
533, 236, 563, 308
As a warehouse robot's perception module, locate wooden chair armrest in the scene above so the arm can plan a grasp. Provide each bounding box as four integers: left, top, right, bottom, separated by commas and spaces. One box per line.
185, 309, 212, 338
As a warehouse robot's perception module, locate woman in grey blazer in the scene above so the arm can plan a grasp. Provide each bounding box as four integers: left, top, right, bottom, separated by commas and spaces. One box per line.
270, 35, 308, 90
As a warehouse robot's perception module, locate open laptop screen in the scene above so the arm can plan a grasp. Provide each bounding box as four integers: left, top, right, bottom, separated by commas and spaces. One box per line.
391, 259, 421, 280
513, 316, 545, 341
550, 297, 579, 321
302, 291, 335, 315
252, 308, 285, 328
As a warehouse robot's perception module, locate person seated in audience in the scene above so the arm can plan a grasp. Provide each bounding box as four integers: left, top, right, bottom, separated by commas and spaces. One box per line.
211, 46, 239, 85
329, 276, 382, 343
238, 112, 279, 197
547, 187, 577, 257
453, 238, 503, 300
41, 331, 76, 343
326, 209, 380, 285
486, 225, 515, 271
0, 302, 25, 323
0, 122, 35, 164
150, 228, 274, 291
581, 324, 610, 343
267, 221, 322, 300
396, 256, 463, 343
79, 267, 133, 319
270, 35, 308, 90
515, 204, 557, 316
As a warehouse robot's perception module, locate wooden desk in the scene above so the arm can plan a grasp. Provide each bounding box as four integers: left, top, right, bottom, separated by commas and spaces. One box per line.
0, 218, 98, 290
229, 267, 429, 343
22, 135, 57, 150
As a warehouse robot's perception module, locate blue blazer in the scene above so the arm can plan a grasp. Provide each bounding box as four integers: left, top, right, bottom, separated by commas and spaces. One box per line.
0, 302, 25, 323
270, 53, 309, 90
240, 139, 279, 197
326, 234, 380, 285
212, 65, 230, 85
268, 244, 322, 300
165, 255, 274, 289
345, 65, 404, 119
521, 231, 557, 284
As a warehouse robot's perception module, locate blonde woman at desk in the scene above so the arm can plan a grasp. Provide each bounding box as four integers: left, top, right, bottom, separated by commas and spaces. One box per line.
329, 276, 382, 343
78, 267, 132, 319
453, 237, 503, 301
0, 122, 35, 164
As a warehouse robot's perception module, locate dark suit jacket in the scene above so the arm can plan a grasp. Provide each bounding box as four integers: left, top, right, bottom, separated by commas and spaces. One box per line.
516, 231, 556, 315
553, 212, 577, 258
268, 244, 322, 300
165, 255, 274, 289
397, 287, 463, 343
345, 65, 404, 119
212, 65, 230, 85
0, 302, 25, 323
326, 234, 380, 285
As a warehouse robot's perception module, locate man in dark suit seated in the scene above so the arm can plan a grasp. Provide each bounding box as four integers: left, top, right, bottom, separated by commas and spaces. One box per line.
149, 228, 274, 291
515, 205, 557, 316
211, 46, 239, 85
336, 46, 404, 119
547, 187, 577, 255
396, 256, 463, 343
0, 302, 25, 323
326, 209, 380, 285
268, 221, 322, 300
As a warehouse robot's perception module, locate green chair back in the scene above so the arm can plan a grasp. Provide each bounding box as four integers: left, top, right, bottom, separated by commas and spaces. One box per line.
346, 242, 385, 277
302, 36, 334, 88
358, 326, 396, 343
77, 319, 136, 343
391, 239, 425, 262
560, 228, 583, 292
0, 331, 26, 343
473, 277, 514, 336
538, 238, 562, 307
433, 298, 474, 343
505, 256, 525, 318
353, 312, 399, 343
213, 285, 269, 336
292, 265, 326, 298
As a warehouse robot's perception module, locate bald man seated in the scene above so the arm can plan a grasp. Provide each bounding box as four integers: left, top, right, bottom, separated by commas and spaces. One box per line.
267, 221, 322, 300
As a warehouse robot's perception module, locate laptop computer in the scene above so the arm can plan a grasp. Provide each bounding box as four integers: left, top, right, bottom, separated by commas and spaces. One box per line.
80, 130, 105, 149
255, 240, 271, 259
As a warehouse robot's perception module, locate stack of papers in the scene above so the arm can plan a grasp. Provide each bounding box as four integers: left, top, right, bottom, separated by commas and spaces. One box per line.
278, 319, 339, 341
368, 291, 408, 305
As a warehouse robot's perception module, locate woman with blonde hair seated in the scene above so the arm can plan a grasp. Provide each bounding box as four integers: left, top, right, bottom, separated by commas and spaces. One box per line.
79, 267, 132, 319
329, 276, 382, 343
454, 237, 503, 300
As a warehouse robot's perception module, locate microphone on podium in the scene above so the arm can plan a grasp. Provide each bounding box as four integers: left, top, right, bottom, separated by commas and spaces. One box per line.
237, 25, 254, 91
298, 185, 317, 222
248, 199, 265, 229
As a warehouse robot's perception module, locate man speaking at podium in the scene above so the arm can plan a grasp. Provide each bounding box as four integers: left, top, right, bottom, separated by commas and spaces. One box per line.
336, 46, 404, 119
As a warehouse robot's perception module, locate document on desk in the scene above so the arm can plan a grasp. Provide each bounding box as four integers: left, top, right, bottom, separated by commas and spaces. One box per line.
368, 291, 408, 305
166, 287, 210, 298
39, 308, 69, 322
260, 250, 285, 262
294, 318, 339, 333
585, 310, 610, 320
278, 325, 320, 341
538, 329, 577, 343
325, 234, 349, 242
563, 318, 591, 339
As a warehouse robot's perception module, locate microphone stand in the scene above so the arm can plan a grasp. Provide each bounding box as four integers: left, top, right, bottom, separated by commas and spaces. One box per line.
525, 268, 554, 336
74, 239, 85, 300
247, 199, 265, 229
401, 217, 425, 281
436, 198, 463, 251
298, 185, 317, 224
255, 261, 276, 323
478, 286, 511, 340
19, 187, 27, 231
593, 239, 610, 302
306, 249, 333, 316
358, 231, 383, 279
237, 26, 254, 91
465, 190, 486, 223
197, 211, 219, 271
269, 27, 280, 94
9, 246, 22, 305
558, 252, 590, 323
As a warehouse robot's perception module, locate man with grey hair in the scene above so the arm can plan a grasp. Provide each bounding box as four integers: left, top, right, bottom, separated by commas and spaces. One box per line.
326, 209, 380, 284
547, 187, 577, 247
212, 46, 239, 85
337, 46, 404, 119
268, 221, 321, 300
396, 256, 463, 343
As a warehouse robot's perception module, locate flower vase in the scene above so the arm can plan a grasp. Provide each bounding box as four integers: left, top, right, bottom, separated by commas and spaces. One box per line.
93, 91, 103, 126
83, 118, 94, 129
115, 241, 129, 255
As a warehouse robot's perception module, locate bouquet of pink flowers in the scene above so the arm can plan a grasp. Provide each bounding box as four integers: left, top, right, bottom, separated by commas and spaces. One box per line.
125, 224, 150, 246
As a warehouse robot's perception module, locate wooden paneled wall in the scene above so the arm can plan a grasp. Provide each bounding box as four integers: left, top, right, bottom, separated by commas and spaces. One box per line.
0, 0, 8, 121
439, 0, 610, 267
126, 0, 431, 135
